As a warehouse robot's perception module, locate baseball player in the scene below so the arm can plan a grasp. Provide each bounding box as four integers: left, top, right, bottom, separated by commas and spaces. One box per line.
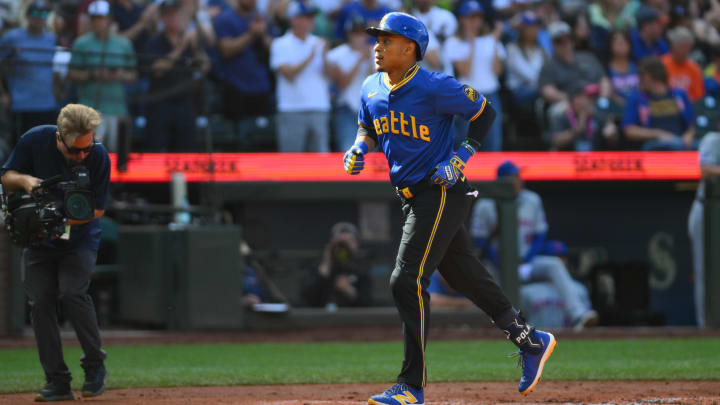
688, 131, 720, 328
343, 12, 556, 405
471, 161, 598, 330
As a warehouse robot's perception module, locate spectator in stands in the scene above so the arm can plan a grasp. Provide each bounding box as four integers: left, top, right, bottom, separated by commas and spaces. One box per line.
506, 11, 546, 107
587, 0, 639, 58
663, 26, 705, 102
409, 0, 454, 73
327, 16, 373, 152
144, 0, 209, 152
704, 44, 720, 98
0, 0, 20, 33
50, 0, 80, 48
550, 82, 619, 150
69, 0, 137, 153
113, 0, 159, 134
623, 56, 697, 150
566, 12, 591, 53
607, 30, 639, 105
213, 0, 274, 148
691, 0, 720, 51
270, 0, 331, 152
411, 0, 457, 44
114, 0, 158, 53
538, 21, 610, 125
532, 0, 561, 56
444, 0, 505, 150
470, 160, 598, 330
631, 5, 669, 61
0, 0, 58, 145
335, 0, 393, 41
76, 0, 102, 37
178, 0, 216, 48
301, 222, 372, 308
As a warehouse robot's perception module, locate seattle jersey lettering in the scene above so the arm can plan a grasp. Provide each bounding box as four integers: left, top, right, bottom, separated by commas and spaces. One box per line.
372, 110, 430, 142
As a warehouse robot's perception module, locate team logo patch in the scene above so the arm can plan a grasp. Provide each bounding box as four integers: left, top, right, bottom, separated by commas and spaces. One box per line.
463, 85, 479, 102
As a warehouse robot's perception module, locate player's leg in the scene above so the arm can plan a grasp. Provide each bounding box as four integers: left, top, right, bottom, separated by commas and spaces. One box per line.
436, 221, 557, 395
527, 255, 596, 328
436, 225, 512, 315
688, 200, 704, 327
376, 187, 464, 399
23, 248, 74, 401
57, 249, 107, 397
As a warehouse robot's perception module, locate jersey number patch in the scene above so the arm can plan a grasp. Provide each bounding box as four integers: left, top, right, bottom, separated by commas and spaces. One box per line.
463, 85, 479, 102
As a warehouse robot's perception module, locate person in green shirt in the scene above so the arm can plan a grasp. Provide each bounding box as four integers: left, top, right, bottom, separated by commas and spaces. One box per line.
68, 0, 137, 152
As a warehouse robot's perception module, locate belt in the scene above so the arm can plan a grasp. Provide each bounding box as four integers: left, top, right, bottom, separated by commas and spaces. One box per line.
396, 178, 475, 199
396, 180, 433, 199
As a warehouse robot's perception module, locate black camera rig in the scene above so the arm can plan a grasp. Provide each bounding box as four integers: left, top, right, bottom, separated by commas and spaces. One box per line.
1, 166, 95, 247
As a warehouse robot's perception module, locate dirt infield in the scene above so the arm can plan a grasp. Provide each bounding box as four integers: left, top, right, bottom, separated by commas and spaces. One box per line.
1, 381, 719, 404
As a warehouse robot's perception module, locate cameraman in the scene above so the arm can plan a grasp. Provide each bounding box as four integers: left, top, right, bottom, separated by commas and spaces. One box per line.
1, 104, 110, 401
302, 222, 372, 308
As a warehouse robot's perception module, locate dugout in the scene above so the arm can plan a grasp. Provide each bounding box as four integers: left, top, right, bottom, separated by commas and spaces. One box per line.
2, 170, 720, 334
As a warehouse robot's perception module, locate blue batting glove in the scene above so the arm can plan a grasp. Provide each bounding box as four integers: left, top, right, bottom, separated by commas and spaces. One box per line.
343, 141, 369, 175
450, 142, 475, 172
431, 142, 475, 188
431, 160, 461, 188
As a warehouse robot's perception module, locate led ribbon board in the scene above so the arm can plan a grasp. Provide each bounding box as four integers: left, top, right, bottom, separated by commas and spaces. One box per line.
109, 152, 700, 183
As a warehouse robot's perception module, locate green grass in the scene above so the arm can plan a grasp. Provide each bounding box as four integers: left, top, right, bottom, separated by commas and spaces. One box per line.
0, 338, 719, 394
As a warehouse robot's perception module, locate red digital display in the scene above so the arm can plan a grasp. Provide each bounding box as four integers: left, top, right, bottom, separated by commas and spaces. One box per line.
109, 152, 700, 183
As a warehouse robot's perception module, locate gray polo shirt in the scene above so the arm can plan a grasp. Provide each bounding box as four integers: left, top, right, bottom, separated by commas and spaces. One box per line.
538, 51, 606, 93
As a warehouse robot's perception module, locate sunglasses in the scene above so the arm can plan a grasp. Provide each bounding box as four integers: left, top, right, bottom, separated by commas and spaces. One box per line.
58, 134, 95, 154
28, 9, 50, 18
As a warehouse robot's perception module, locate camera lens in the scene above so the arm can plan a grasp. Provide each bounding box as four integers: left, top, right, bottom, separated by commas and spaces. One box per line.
65, 192, 93, 220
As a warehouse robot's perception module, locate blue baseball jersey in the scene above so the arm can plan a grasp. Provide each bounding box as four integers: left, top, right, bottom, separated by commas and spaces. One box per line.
357, 65, 487, 187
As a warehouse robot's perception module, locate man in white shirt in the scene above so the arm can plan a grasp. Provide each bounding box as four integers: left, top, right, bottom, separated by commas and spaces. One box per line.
411, 0, 457, 43
443, 0, 505, 150
326, 16, 374, 151
270, 0, 331, 152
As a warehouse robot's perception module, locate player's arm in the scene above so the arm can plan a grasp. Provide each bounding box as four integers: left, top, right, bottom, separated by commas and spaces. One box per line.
343, 126, 377, 175
430, 76, 499, 187
432, 101, 497, 187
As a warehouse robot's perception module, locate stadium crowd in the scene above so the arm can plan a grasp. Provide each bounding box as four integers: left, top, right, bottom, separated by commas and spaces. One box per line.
2, 0, 720, 153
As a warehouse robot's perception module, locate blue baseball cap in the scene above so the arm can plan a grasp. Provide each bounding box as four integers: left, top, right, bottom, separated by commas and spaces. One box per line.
519, 11, 541, 26
496, 160, 520, 178
456, 1, 484, 17
287, 0, 317, 18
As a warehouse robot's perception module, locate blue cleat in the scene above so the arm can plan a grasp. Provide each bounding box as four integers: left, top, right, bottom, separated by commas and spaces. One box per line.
368, 383, 424, 405
515, 329, 557, 395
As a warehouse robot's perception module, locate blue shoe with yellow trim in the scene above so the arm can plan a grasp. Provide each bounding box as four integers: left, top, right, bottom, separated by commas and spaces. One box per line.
515, 330, 557, 395
368, 383, 424, 405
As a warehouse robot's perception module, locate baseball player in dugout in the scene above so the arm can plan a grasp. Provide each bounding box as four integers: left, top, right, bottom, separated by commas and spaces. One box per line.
1, 104, 110, 401
343, 12, 556, 405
